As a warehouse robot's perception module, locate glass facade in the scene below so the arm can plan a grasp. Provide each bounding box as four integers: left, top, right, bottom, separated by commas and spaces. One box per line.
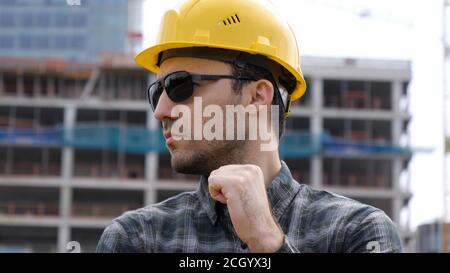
0, 0, 128, 60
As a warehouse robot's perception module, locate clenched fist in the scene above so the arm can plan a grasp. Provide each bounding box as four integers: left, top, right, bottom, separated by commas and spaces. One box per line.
208, 164, 284, 252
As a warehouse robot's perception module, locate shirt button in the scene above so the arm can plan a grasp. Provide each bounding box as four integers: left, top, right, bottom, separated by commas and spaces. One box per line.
241, 242, 248, 249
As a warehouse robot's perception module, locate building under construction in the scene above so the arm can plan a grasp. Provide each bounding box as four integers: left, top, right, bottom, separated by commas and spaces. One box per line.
0, 55, 412, 252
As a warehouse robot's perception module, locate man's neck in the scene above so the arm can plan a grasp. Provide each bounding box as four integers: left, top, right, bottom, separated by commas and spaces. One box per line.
244, 148, 282, 187
204, 141, 282, 187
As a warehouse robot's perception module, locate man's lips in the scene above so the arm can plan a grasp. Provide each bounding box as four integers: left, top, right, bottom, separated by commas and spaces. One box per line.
163, 131, 174, 145
164, 131, 186, 145
163, 131, 171, 140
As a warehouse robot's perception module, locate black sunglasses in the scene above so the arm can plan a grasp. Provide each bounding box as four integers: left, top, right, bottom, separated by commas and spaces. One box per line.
147, 71, 256, 111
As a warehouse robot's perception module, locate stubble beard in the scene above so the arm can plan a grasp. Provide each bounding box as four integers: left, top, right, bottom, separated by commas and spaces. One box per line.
170, 139, 248, 175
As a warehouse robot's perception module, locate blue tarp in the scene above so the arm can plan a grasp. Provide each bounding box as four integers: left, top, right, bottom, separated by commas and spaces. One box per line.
279, 131, 322, 157
321, 133, 412, 156
0, 123, 414, 156
63, 123, 167, 154
0, 128, 62, 145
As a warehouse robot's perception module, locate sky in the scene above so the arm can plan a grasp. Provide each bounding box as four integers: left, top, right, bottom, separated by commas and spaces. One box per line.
142, 0, 447, 229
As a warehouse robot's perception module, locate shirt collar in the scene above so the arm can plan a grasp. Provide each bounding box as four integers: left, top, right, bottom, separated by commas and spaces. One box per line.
197, 174, 220, 225
196, 160, 302, 225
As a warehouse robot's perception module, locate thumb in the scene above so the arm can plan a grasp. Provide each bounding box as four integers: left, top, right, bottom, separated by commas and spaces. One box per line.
208, 177, 227, 204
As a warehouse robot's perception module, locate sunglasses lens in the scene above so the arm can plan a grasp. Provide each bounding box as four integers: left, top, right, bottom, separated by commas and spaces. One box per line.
165, 71, 194, 102
148, 82, 163, 111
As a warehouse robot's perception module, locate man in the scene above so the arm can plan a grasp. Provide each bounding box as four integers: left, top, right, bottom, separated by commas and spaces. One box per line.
97, 0, 402, 253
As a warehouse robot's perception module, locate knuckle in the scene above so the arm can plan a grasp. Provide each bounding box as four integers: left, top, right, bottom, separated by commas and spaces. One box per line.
245, 164, 261, 177
243, 170, 252, 181
235, 175, 245, 184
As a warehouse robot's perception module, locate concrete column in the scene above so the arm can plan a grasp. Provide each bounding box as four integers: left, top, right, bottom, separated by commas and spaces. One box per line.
145, 154, 158, 205
392, 160, 403, 224
145, 108, 158, 205
392, 81, 402, 114
62, 106, 76, 180
406, 169, 412, 229
57, 106, 76, 253
391, 81, 403, 225
311, 77, 323, 188
58, 186, 72, 253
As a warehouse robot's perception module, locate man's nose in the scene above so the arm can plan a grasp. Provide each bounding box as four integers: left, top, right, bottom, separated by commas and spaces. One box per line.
153, 91, 177, 122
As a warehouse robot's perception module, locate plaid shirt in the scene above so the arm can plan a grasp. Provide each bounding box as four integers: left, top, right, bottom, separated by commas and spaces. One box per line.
97, 161, 402, 253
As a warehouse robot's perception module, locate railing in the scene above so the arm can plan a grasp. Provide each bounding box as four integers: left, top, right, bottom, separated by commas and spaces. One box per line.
158, 166, 198, 181
323, 93, 391, 110
324, 95, 340, 108
0, 201, 59, 216
372, 97, 391, 110
73, 163, 144, 179
345, 90, 367, 109
72, 203, 140, 217
0, 201, 141, 218
322, 173, 390, 188
0, 162, 60, 176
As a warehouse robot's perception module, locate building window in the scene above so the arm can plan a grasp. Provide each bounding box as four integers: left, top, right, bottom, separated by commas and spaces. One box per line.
19, 14, 33, 27
0, 0, 17, 6
35, 13, 51, 27
0, 14, 15, 27
72, 14, 87, 27
18, 35, 32, 49
54, 14, 69, 27
34, 35, 49, 49
53, 35, 68, 49
70, 35, 85, 49
0, 35, 14, 49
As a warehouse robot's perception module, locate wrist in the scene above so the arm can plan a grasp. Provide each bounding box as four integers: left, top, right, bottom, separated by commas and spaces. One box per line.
247, 225, 284, 253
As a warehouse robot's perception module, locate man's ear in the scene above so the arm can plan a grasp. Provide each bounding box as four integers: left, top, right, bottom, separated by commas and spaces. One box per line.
250, 79, 274, 107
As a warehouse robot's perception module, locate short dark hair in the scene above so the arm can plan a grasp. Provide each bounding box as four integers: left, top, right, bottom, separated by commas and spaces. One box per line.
230, 63, 286, 139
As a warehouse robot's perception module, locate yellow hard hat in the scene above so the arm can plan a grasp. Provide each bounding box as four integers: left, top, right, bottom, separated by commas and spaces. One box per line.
135, 0, 307, 103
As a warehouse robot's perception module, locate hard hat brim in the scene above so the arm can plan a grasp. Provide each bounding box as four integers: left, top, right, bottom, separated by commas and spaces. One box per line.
135, 42, 306, 101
